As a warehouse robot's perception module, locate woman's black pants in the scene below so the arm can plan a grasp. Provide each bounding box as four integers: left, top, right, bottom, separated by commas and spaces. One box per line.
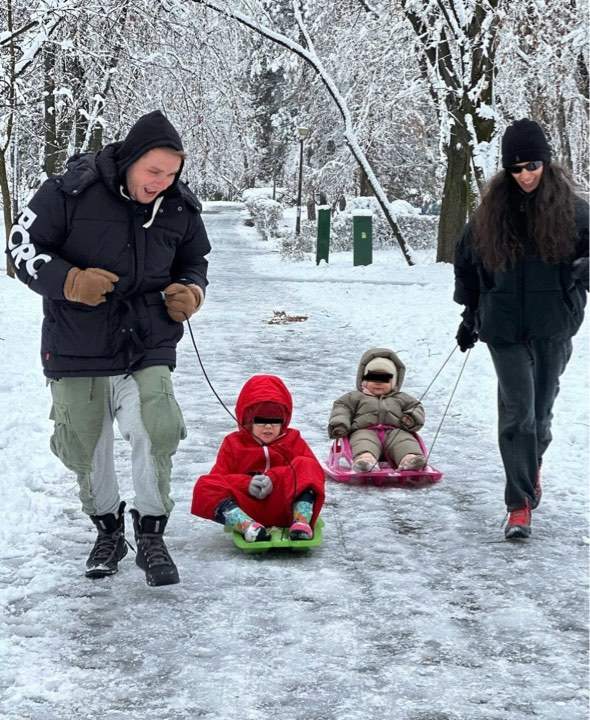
487, 338, 572, 511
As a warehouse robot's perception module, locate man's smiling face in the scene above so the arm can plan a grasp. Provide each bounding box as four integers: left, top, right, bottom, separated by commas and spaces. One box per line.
125, 148, 182, 204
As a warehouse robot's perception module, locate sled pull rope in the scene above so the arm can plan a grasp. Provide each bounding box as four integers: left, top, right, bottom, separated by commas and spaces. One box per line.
184, 315, 300, 497
425, 348, 471, 465
418, 345, 458, 403
184, 315, 240, 426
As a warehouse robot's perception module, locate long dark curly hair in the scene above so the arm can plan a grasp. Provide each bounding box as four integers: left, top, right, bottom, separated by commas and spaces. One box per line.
472, 162, 577, 271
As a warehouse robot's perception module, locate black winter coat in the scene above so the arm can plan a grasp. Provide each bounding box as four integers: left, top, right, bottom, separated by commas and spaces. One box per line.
454, 195, 588, 344
7, 146, 210, 377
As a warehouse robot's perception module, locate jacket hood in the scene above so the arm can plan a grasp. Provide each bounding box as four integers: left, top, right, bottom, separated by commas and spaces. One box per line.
355, 347, 406, 391
235, 375, 293, 427
59, 152, 102, 194
115, 110, 184, 179
61, 145, 201, 213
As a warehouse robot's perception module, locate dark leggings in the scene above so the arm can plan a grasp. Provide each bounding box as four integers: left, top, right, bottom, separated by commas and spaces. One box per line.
295, 489, 315, 504
488, 338, 572, 510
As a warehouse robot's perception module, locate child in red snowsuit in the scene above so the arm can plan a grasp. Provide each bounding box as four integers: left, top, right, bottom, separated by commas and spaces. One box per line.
191, 375, 325, 542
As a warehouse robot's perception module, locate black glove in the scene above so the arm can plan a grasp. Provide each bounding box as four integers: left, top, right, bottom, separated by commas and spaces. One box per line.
456, 322, 478, 352
572, 257, 589, 291
456, 308, 478, 352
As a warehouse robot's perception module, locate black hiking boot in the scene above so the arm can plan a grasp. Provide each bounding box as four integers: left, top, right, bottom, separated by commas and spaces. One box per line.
130, 510, 180, 587
86, 501, 128, 579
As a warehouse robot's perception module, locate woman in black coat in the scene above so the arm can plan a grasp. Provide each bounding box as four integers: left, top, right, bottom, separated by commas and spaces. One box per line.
454, 119, 589, 540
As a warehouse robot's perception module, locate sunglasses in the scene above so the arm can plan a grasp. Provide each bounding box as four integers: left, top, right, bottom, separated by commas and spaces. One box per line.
508, 161, 543, 174
252, 417, 283, 425
364, 372, 393, 383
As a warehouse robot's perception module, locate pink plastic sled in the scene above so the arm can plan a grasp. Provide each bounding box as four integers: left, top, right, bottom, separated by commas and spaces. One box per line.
323, 425, 443, 488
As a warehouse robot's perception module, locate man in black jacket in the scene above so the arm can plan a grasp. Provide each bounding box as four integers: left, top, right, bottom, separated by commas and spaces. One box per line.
8, 111, 211, 585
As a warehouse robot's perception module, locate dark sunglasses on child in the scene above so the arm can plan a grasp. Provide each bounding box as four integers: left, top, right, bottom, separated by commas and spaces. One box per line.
508, 160, 543, 174
252, 416, 283, 425
364, 372, 393, 383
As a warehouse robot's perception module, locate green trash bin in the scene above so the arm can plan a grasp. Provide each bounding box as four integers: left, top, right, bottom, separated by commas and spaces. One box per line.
353, 212, 373, 266
316, 206, 331, 265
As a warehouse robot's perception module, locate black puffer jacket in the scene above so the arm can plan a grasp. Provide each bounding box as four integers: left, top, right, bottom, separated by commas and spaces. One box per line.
8, 116, 210, 378
454, 195, 588, 344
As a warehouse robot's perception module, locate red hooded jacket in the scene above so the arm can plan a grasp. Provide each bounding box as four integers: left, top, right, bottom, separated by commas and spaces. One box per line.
191, 375, 325, 527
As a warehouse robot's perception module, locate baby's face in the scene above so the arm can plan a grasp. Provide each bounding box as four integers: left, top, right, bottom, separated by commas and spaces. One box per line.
251, 421, 282, 443
365, 380, 392, 396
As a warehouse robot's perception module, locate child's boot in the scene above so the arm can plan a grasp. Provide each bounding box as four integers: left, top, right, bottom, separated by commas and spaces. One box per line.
352, 452, 378, 473
289, 521, 313, 540
243, 522, 271, 542
218, 499, 270, 542
398, 453, 426, 470
289, 490, 314, 540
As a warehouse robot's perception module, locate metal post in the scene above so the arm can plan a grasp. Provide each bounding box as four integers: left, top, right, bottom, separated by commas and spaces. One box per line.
294, 127, 309, 236
316, 206, 331, 265
295, 138, 304, 235
353, 212, 373, 266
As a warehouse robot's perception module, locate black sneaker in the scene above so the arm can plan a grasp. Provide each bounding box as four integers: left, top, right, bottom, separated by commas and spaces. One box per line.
130, 510, 180, 587
86, 501, 127, 578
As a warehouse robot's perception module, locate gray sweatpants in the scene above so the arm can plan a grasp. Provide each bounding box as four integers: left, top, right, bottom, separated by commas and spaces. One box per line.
49, 366, 186, 517
488, 338, 572, 511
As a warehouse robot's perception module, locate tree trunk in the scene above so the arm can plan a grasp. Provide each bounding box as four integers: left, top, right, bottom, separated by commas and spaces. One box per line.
0, 147, 15, 276
358, 165, 372, 196
436, 121, 471, 263
43, 44, 62, 176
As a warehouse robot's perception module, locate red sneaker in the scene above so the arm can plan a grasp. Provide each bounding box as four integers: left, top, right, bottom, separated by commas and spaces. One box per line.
504, 507, 532, 539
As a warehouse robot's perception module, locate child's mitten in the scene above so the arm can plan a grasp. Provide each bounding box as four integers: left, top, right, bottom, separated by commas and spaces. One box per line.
329, 424, 348, 438
248, 474, 273, 499
400, 414, 417, 430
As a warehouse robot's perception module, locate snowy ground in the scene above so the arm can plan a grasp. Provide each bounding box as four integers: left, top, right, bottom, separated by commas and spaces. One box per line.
1, 203, 588, 720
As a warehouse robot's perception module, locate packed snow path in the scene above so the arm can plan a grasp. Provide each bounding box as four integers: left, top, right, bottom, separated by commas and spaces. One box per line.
1, 204, 587, 720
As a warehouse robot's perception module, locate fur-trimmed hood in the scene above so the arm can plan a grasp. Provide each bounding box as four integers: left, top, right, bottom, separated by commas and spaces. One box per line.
355, 347, 406, 391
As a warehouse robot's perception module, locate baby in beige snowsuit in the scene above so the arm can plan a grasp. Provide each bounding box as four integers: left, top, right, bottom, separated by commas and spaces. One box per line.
328, 347, 426, 473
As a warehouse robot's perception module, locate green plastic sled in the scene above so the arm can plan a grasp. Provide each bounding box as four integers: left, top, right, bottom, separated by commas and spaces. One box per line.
226, 518, 324, 554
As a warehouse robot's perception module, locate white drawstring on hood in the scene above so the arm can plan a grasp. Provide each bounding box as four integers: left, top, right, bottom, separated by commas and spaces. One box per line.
142, 195, 163, 229
119, 185, 164, 229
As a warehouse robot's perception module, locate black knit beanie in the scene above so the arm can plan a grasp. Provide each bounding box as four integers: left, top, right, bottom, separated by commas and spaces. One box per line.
501, 119, 551, 168
115, 110, 184, 177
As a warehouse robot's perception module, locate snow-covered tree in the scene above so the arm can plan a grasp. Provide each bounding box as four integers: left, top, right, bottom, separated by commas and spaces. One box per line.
400, 0, 501, 262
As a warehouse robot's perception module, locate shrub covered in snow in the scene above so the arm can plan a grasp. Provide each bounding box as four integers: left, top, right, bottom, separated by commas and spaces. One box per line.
328, 196, 438, 252
244, 195, 284, 242
279, 227, 313, 261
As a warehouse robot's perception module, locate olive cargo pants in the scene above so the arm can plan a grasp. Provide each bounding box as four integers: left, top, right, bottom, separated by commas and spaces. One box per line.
49, 366, 186, 517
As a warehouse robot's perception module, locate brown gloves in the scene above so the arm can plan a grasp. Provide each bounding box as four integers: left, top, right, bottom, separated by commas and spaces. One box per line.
163, 283, 203, 322
63, 270, 202, 321
64, 267, 119, 306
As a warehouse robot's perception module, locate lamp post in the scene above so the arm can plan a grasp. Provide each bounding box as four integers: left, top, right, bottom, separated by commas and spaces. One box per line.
295, 126, 310, 235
